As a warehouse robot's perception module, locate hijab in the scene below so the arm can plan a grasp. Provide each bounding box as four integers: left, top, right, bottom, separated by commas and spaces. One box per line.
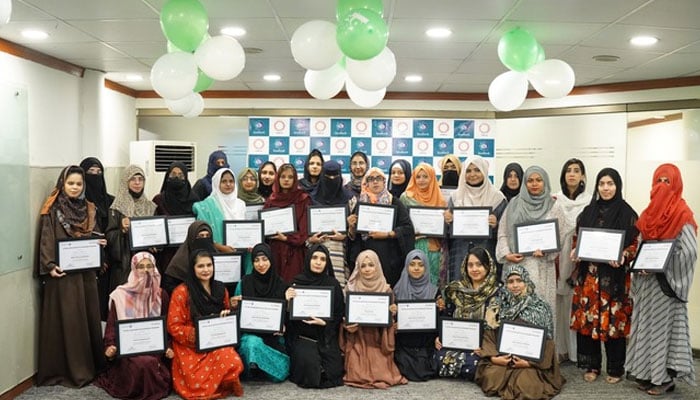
311, 160, 353, 205
184, 249, 227, 320
210, 168, 246, 220
109, 251, 162, 320
257, 161, 276, 198
347, 151, 369, 195
159, 161, 198, 215
500, 162, 523, 202
504, 165, 555, 249
199, 150, 230, 195
451, 156, 505, 208
237, 167, 265, 205
346, 249, 391, 294
40, 165, 96, 237
388, 159, 412, 198
265, 163, 310, 208
241, 243, 288, 299
110, 165, 156, 217
299, 149, 324, 193
359, 167, 392, 205
79, 157, 112, 226
500, 264, 554, 339
394, 249, 438, 300
165, 221, 216, 281
293, 244, 337, 286
445, 247, 500, 321
439, 154, 462, 187
403, 163, 446, 207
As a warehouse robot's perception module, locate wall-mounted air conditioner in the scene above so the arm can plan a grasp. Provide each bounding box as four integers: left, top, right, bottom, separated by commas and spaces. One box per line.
129, 140, 197, 198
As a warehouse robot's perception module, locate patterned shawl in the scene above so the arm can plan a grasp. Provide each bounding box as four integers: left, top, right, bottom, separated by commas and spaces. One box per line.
445, 247, 500, 321
40, 165, 96, 237
500, 264, 554, 339
110, 165, 156, 217
109, 251, 162, 320
359, 167, 392, 205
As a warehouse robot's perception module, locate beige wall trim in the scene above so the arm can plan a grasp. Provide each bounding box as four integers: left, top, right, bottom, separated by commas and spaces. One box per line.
137, 108, 497, 119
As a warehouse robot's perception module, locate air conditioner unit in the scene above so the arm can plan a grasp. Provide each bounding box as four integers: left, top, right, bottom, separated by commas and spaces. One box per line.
129, 140, 197, 199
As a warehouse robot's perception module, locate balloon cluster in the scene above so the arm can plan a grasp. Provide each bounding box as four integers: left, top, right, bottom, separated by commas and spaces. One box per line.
1, 0, 12, 25
152, 0, 246, 118
291, 0, 395, 108
488, 28, 575, 111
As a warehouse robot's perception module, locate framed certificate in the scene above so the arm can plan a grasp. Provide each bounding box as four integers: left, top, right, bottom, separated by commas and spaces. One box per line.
439, 318, 482, 351
574, 227, 626, 263
224, 220, 264, 249
356, 203, 396, 233
129, 216, 169, 250
440, 186, 456, 200
115, 316, 166, 357
408, 206, 447, 237
166, 216, 196, 246
345, 292, 392, 327
239, 297, 285, 334
396, 300, 437, 332
195, 314, 238, 352
245, 204, 264, 221
308, 205, 348, 234
631, 240, 676, 273
450, 207, 492, 238
497, 321, 546, 362
56, 237, 102, 272
289, 286, 334, 320
213, 253, 243, 283
259, 206, 297, 236
514, 219, 560, 255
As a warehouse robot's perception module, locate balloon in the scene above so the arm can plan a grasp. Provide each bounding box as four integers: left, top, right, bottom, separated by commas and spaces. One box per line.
497, 28, 540, 72
166, 41, 187, 53
0, 0, 12, 25
193, 69, 214, 92
527, 59, 575, 98
535, 42, 545, 64
488, 71, 528, 111
195, 35, 245, 81
336, 8, 388, 61
346, 77, 386, 108
291, 20, 343, 71
336, 0, 383, 20
165, 92, 196, 114
346, 47, 396, 91
150, 52, 198, 100
183, 93, 204, 118
160, 0, 209, 52
304, 63, 347, 100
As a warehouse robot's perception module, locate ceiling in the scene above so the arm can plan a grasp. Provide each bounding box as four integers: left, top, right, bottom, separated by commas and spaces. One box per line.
2, 0, 700, 94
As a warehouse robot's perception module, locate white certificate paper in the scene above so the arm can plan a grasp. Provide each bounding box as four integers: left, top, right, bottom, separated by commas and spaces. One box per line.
308, 206, 347, 234
290, 286, 334, 320
345, 292, 391, 327
129, 216, 168, 250
632, 240, 675, 273
116, 317, 166, 357
575, 227, 625, 263
224, 221, 263, 249
356, 203, 396, 233
451, 207, 491, 238
245, 204, 264, 221
397, 301, 437, 331
239, 298, 284, 333
514, 219, 560, 255
497, 321, 546, 362
439, 318, 482, 350
167, 216, 195, 246
409, 207, 446, 237
259, 206, 297, 236
213, 254, 242, 283
196, 314, 238, 352
57, 238, 102, 271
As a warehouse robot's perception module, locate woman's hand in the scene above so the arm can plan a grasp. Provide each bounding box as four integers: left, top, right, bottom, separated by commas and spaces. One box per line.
49, 265, 66, 278
105, 345, 117, 359
389, 304, 397, 315
165, 348, 174, 359
347, 214, 358, 228
303, 316, 326, 326
344, 323, 359, 333
511, 355, 531, 368
285, 287, 296, 301
327, 230, 346, 241
219, 309, 231, 318
434, 336, 442, 350
272, 232, 288, 242
491, 354, 511, 366
570, 248, 580, 263
308, 232, 324, 244
532, 249, 544, 258
229, 295, 242, 310
505, 253, 524, 263
444, 210, 453, 224
488, 214, 497, 228
120, 217, 130, 233
436, 296, 446, 311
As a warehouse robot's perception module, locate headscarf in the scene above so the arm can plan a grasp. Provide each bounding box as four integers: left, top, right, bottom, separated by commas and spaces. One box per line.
311, 160, 353, 205
504, 166, 555, 249
210, 168, 246, 220
293, 244, 337, 286
165, 221, 216, 282
241, 243, 288, 298
184, 249, 227, 321
237, 167, 265, 205
500, 162, 524, 202
79, 157, 112, 225
347, 151, 369, 195
257, 161, 276, 198
158, 161, 198, 215
451, 156, 505, 208
439, 154, 462, 187
403, 163, 446, 208
40, 165, 96, 237
265, 163, 310, 208
388, 159, 412, 198
109, 252, 162, 320
110, 165, 156, 217
346, 249, 391, 294
299, 149, 324, 193
199, 150, 230, 195
394, 249, 438, 300
445, 247, 500, 321
559, 158, 587, 200
500, 264, 554, 339
359, 167, 392, 205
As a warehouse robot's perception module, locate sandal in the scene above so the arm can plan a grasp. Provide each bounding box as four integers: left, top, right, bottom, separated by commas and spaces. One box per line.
647, 381, 675, 395
606, 375, 622, 384
583, 369, 599, 382
637, 380, 653, 391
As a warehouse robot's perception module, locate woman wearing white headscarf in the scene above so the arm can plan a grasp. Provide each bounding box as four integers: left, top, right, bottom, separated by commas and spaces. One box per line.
193, 168, 246, 245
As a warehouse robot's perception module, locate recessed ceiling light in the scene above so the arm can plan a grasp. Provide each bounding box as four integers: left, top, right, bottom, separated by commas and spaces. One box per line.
124, 74, 143, 82
592, 54, 620, 62
405, 75, 423, 82
21, 29, 49, 40
630, 35, 658, 46
425, 27, 452, 38
263, 74, 281, 81
221, 26, 246, 37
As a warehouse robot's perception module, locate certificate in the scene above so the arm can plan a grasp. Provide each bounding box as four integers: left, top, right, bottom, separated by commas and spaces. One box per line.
574, 227, 625, 263
56, 238, 102, 272
440, 186, 456, 200
245, 204, 264, 221
224, 220, 264, 249
213, 253, 242, 283
497, 321, 546, 362
259, 206, 297, 236
308, 205, 347, 234
450, 207, 491, 238
439, 318, 482, 351
195, 314, 238, 352
631, 240, 676, 273
289, 286, 334, 320
514, 219, 560, 255
166, 216, 195, 246
239, 298, 285, 333
115, 316, 166, 357
129, 216, 169, 250
408, 206, 446, 237
396, 300, 437, 332
356, 203, 396, 233
345, 292, 392, 327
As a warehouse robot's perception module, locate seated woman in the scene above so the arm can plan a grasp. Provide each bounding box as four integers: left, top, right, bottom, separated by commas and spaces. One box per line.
475, 264, 564, 399
94, 252, 172, 399
285, 244, 345, 388
167, 250, 244, 398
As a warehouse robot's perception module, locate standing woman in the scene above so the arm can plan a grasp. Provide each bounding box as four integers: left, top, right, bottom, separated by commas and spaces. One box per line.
570, 167, 637, 384
500, 162, 524, 202
237, 167, 265, 207
257, 161, 277, 200
344, 151, 369, 198
298, 148, 324, 194
192, 150, 229, 201
36, 165, 105, 387
193, 168, 246, 245
626, 164, 697, 395
438, 154, 461, 188
388, 159, 412, 199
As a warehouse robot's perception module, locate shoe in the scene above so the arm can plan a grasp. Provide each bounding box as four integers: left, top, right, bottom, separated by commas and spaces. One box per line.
637, 380, 653, 391
583, 369, 599, 382
606, 375, 622, 384
647, 381, 675, 396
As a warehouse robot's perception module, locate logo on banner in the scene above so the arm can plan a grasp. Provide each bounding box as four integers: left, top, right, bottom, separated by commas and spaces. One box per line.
333, 156, 351, 173
413, 119, 433, 137
412, 157, 434, 169
351, 138, 372, 154
270, 138, 290, 154
290, 118, 310, 136
371, 156, 392, 172
372, 119, 392, 137
311, 137, 330, 154
392, 138, 412, 156
454, 120, 475, 138
474, 139, 495, 157
434, 139, 454, 156
290, 155, 306, 173
249, 118, 270, 136
331, 119, 351, 136
248, 155, 268, 168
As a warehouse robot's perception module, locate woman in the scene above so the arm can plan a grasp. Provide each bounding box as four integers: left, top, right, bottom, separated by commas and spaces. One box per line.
388, 159, 412, 198
168, 250, 244, 398
263, 163, 311, 282
439, 154, 462, 188
393, 249, 439, 381
400, 163, 447, 286
570, 167, 637, 384
626, 164, 697, 395
347, 167, 415, 286
94, 252, 172, 400
298, 148, 324, 194
192, 150, 229, 201
435, 247, 501, 381
445, 156, 507, 283
163, 220, 217, 294
475, 264, 564, 399
340, 249, 408, 388
233, 243, 290, 382
105, 165, 156, 292
499, 162, 524, 202
237, 167, 265, 206
343, 151, 369, 198
285, 244, 345, 388
193, 168, 246, 245
36, 165, 105, 387
257, 161, 277, 199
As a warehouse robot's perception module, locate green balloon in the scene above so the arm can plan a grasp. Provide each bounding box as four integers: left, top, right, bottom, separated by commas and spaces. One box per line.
160, 0, 209, 53
166, 41, 187, 53
535, 42, 545, 64
336, 0, 383, 20
497, 28, 540, 72
193, 69, 213, 92
336, 8, 388, 61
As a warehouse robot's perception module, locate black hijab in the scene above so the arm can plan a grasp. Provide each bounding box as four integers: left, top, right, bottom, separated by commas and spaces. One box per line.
311, 160, 353, 205
159, 161, 199, 215
165, 221, 216, 281
241, 243, 288, 299
293, 244, 337, 286
184, 249, 227, 321
79, 157, 113, 228
500, 162, 523, 202
299, 149, 325, 193
388, 159, 412, 198
257, 161, 276, 198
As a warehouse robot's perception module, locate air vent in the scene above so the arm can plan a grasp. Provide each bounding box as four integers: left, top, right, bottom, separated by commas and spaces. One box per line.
154, 145, 195, 172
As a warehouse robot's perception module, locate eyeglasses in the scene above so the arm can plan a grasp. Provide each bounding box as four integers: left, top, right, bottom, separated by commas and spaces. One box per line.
366, 176, 385, 183
129, 176, 145, 182
241, 176, 257, 182
135, 265, 155, 270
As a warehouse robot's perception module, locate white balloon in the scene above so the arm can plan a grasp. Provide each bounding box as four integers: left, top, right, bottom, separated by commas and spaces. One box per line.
0, 0, 11, 25
150, 52, 198, 100
304, 63, 347, 100
527, 59, 575, 98
488, 71, 528, 111
195, 35, 246, 81
346, 47, 396, 91
165, 93, 196, 115
346, 78, 386, 108
291, 20, 343, 71
182, 93, 204, 118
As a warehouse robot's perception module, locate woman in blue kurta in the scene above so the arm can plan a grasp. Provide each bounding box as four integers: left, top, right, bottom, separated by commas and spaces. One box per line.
193, 167, 246, 245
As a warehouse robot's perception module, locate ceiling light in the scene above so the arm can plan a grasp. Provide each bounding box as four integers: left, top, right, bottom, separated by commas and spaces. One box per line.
124, 74, 143, 82
21, 29, 49, 40
592, 54, 620, 62
426, 28, 452, 38
263, 74, 281, 81
405, 75, 423, 82
221, 26, 246, 37
630, 35, 658, 46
